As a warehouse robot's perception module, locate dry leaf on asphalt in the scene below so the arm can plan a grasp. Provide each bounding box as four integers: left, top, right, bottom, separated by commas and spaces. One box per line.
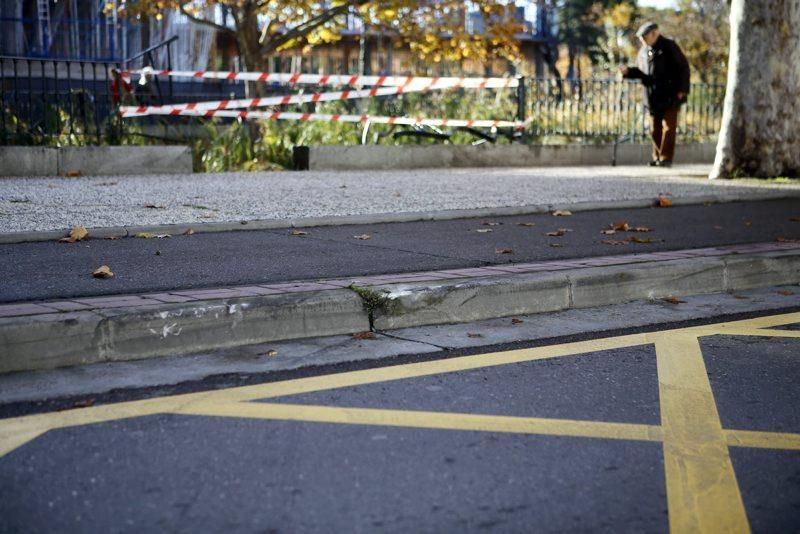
546, 230, 566, 237
633, 227, 652, 233
713, 225, 723, 230
135, 232, 154, 239
517, 222, 536, 227
661, 296, 686, 304
495, 248, 514, 254
657, 194, 673, 208
481, 221, 502, 226
353, 234, 372, 240
92, 265, 114, 279
264, 350, 278, 357
745, 221, 753, 226
511, 318, 524, 325
611, 222, 631, 232
72, 398, 95, 408
467, 332, 484, 338
291, 229, 308, 236
628, 236, 655, 244
59, 225, 89, 243
732, 295, 750, 300
64, 170, 81, 177
352, 331, 376, 340
475, 228, 493, 233
552, 210, 572, 217
778, 290, 795, 296
183, 228, 195, 236
601, 229, 617, 235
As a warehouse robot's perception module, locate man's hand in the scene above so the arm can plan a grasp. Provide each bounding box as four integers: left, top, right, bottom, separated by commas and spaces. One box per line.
618, 66, 630, 77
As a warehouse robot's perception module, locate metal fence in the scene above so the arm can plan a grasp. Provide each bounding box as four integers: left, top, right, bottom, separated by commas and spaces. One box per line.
1, 57, 725, 146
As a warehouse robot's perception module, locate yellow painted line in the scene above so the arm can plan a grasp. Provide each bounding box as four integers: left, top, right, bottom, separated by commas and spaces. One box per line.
726, 429, 800, 451
710, 312, 800, 330
714, 327, 800, 339
173, 402, 665, 443
652, 332, 750, 533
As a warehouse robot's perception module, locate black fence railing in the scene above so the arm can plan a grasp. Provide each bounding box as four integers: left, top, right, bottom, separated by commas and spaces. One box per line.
1, 54, 725, 147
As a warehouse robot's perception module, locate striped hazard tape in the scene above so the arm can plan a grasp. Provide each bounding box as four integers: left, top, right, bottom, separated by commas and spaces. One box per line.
120, 83, 435, 118
124, 107, 524, 129
124, 70, 519, 89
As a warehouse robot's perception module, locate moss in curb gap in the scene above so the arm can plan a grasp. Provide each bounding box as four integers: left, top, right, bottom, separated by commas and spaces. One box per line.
348, 284, 391, 330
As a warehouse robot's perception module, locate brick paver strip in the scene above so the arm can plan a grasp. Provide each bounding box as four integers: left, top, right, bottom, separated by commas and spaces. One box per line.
1, 242, 797, 318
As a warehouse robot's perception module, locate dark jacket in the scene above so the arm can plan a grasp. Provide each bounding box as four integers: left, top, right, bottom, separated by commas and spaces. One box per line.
624, 36, 690, 115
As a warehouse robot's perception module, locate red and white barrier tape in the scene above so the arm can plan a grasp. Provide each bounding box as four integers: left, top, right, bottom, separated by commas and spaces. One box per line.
124, 106, 523, 129
124, 70, 519, 89
120, 84, 434, 118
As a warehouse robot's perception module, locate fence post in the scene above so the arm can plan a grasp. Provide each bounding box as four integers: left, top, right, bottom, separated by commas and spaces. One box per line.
516, 75, 526, 123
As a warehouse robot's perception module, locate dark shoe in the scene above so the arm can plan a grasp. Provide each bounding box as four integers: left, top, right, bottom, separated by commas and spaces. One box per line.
658, 160, 672, 168
648, 160, 660, 167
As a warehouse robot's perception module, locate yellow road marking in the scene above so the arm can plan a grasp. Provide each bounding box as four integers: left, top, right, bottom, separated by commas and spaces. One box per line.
174, 402, 665, 442
653, 332, 750, 533
726, 429, 800, 450
1, 311, 799, 530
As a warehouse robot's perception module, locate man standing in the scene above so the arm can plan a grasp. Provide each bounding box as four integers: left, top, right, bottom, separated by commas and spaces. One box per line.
620, 22, 690, 167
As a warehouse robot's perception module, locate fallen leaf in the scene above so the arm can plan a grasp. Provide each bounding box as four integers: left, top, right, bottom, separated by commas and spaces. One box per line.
183, 228, 195, 236
291, 229, 308, 236
135, 232, 154, 239
264, 350, 278, 357
467, 332, 484, 338
611, 222, 631, 232
72, 398, 95, 408
628, 236, 655, 244
481, 221, 502, 226
59, 225, 89, 243
552, 210, 572, 217
778, 290, 795, 296
601, 229, 617, 235
657, 194, 673, 208
153, 234, 171, 239
353, 234, 372, 240
601, 239, 628, 245
777, 237, 800, 243
517, 222, 536, 227
64, 170, 81, 177
144, 203, 165, 209
352, 331, 376, 340
661, 296, 686, 304
713, 225, 723, 230
475, 228, 493, 233
732, 295, 750, 300
511, 318, 524, 325
546, 230, 565, 237
92, 265, 114, 279
744, 221, 753, 226
495, 248, 514, 254
632, 227, 652, 233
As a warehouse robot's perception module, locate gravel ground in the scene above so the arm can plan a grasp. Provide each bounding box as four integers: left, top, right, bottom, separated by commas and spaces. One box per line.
1, 164, 798, 233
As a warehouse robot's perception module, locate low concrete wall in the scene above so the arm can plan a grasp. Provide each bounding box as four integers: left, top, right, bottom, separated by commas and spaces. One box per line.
0, 146, 192, 177
308, 143, 716, 171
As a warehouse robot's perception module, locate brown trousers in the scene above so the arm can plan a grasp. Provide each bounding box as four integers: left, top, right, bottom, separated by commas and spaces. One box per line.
650, 106, 680, 162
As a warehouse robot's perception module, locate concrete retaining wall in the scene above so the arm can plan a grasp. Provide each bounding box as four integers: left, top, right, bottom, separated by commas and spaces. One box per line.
308, 143, 716, 171
0, 146, 192, 176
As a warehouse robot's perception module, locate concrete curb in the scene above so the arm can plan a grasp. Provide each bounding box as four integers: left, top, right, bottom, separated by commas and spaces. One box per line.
2, 190, 800, 245
1, 247, 798, 374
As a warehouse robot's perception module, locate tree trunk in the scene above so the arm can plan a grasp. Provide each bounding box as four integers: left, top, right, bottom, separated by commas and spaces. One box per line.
710, 0, 800, 179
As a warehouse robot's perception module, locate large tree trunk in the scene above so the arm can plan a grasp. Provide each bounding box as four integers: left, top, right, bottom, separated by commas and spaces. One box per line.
710, 0, 800, 179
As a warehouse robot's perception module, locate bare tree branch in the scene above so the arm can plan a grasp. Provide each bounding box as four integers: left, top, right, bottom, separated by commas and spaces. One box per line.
179, 5, 235, 35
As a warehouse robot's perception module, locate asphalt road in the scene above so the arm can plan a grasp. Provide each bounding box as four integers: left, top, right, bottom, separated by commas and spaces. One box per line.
1, 310, 799, 532
2, 199, 799, 303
